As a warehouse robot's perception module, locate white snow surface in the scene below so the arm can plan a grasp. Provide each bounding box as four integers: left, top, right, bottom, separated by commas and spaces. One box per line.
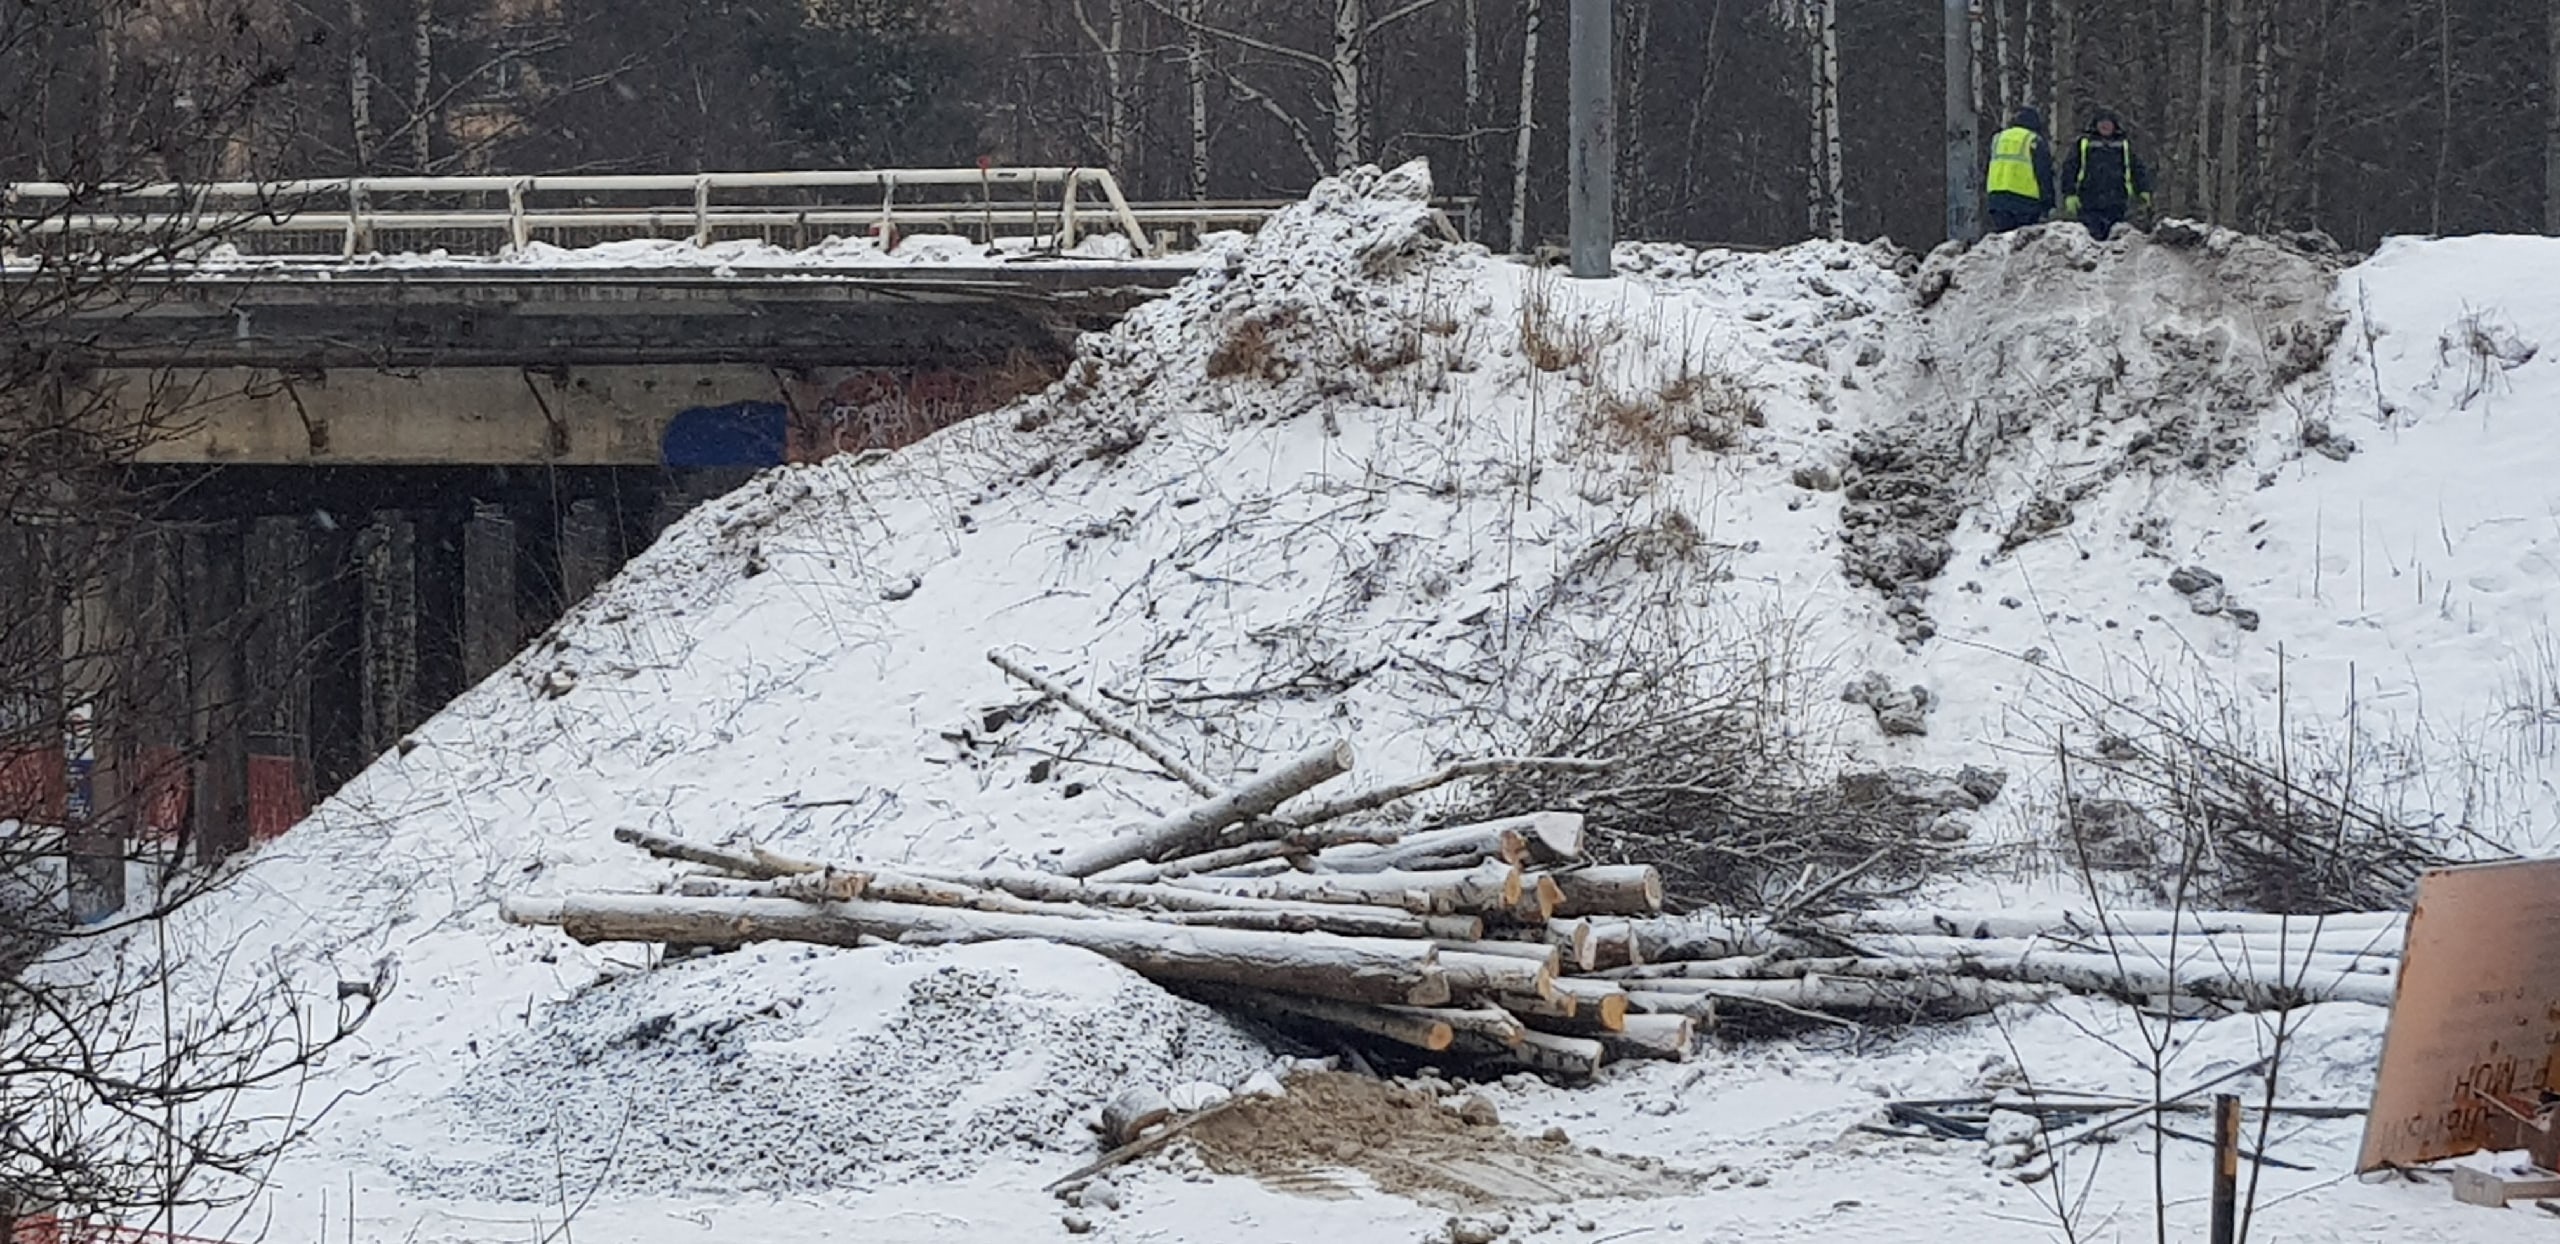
48, 163, 2560, 1241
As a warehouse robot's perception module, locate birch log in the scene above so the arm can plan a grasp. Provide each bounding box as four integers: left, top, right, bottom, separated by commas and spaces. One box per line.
1055, 740, 1355, 876
615, 826, 816, 879
1439, 950, 1555, 999
1219, 989, 1456, 1051
1593, 1013, 1694, 1062
1103, 825, 1399, 882
1281, 760, 1609, 828
1312, 816, 1551, 872
502, 894, 1451, 1006
1549, 865, 1663, 917
1459, 1028, 1604, 1078
1625, 976, 2050, 1021
1550, 979, 1629, 1028
1433, 939, 1562, 973
1164, 860, 1523, 916
682, 871, 1464, 940
1825, 909, 2406, 940
1543, 918, 1600, 972
1585, 920, 1647, 970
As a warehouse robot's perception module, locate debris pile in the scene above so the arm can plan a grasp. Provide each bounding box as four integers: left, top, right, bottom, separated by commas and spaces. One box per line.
504, 655, 2408, 1081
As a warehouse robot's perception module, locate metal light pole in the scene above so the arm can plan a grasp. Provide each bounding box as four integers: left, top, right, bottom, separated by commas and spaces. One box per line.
1945, 0, 1982, 243
1567, 0, 1614, 278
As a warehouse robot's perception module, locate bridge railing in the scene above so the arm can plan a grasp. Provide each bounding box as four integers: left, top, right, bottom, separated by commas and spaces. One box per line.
0, 168, 1218, 260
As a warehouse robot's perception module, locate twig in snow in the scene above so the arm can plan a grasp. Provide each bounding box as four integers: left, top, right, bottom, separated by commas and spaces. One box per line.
989, 649, 1223, 798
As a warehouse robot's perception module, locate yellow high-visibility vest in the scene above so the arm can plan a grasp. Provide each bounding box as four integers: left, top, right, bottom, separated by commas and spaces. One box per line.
1986, 126, 2043, 199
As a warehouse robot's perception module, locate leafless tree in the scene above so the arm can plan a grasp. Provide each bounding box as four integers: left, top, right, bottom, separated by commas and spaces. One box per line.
1, 6, 376, 1236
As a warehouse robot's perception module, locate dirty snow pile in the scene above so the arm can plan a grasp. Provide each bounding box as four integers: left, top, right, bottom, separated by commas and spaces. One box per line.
42, 161, 2560, 1241
388, 941, 1266, 1200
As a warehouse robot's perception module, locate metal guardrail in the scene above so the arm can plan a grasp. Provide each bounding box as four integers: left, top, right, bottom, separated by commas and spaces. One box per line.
4, 168, 1181, 259
1, 170, 1475, 263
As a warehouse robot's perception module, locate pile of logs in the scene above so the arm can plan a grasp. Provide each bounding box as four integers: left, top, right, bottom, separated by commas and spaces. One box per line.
500, 652, 2410, 1080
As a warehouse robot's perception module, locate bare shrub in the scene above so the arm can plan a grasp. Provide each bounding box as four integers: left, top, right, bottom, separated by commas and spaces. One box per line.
1517, 272, 1610, 373
2028, 660, 2474, 915
1583, 365, 1764, 466
1206, 311, 1294, 382
1434, 582, 1962, 914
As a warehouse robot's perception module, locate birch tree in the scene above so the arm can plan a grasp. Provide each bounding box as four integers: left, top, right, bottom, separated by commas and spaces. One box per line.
1155, 0, 1447, 172
1771, 1, 1844, 241
1510, 0, 1541, 249
409, 0, 433, 171
1184, 0, 1209, 198
1071, 0, 1135, 175
346, 0, 375, 167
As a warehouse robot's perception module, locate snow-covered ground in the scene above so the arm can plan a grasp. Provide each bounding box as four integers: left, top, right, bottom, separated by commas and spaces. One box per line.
36, 163, 2560, 1242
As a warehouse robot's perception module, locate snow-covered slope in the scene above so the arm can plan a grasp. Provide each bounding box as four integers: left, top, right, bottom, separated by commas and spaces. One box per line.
65, 164, 2560, 1242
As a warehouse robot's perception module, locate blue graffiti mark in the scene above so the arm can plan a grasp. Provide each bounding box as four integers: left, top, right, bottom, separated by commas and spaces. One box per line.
661, 401, 788, 468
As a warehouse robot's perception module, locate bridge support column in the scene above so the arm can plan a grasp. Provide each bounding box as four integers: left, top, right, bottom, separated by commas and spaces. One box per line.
185, 522, 249, 861
360, 512, 419, 759
559, 498, 613, 608
245, 516, 311, 841
464, 503, 519, 684
0, 526, 63, 825
61, 530, 130, 924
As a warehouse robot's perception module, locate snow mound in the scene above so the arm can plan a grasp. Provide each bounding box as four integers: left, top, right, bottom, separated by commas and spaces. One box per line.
59, 162, 2560, 1239
384, 942, 1267, 1199
1845, 223, 2347, 643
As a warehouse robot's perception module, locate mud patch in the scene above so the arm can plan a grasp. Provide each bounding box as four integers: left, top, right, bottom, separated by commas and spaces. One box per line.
1179, 1072, 1692, 1210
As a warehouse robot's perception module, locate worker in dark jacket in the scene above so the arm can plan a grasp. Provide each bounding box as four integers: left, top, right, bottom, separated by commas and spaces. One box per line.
2058, 110, 2154, 240
1983, 107, 2057, 233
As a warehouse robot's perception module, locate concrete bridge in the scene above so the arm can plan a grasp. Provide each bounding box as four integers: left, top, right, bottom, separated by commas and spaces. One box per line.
1, 168, 1473, 917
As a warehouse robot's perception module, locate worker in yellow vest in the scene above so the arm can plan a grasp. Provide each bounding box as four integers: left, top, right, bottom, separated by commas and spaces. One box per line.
1983, 107, 2057, 234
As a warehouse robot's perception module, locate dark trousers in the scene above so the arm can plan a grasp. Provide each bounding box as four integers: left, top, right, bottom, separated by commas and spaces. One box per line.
2081, 209, 2126, 240
1988, 203, 2044, 233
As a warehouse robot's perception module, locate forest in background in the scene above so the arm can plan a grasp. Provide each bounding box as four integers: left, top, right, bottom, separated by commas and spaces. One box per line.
6, 0, 2559, 251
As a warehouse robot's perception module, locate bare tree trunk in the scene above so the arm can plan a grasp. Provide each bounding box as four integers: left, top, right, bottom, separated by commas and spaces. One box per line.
1108, 0, 1131, 175
96, 8, 122, 163
1819, 0, 1844, 239
348, 0, 376, 168
2549, 0, 2560, 233
2305, 0, 2333, 226
2217, 0, 2246, 224
1620, 0, 1650, 234
1332, 0, 1366, 169
1463, 0, 1483, 198
2434, 0, 2453, 235
1072, 0, 1133, 176
2025, 0, 2042, 127
2192, 0, 2215, 216
1510, 0, 1543, 249
1994, 0, 2013, 116
2250, 0, 2273, 229
2051, 0, 2074, 138
1678, 0, 1726, 229
409, 0, 433, 172
1185, 0, 1210, 198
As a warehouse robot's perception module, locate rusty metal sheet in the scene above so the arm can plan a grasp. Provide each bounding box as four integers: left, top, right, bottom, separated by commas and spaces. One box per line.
2358, 858, 2560, 1172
